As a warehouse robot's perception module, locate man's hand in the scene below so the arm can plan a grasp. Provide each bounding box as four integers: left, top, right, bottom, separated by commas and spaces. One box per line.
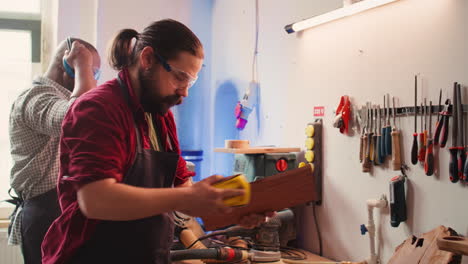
64, 41, 93, 74
238, 211, 276, 229
64, 41, 97, 97
180, 175, 245, 217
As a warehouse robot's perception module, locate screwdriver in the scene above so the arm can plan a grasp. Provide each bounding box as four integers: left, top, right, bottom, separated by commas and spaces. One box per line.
376, 105, 384, 164
411, 75, 418, 165
463, 87, 468, 180
418, 102, 426, 164
433, 89, 443, 145
362, 104, 369, 164
424, 99, 428, 155
363, 103, 372, 173
456, 83, 465, 180
381, 96, 387, 159
391, 97, 401, 170
384, 94, 392, 156
369, 106, 375, 164
359, 105, 366, 163
449, 82, 459, 183
366, 103, 373, 169
424, 101, 434, 176
372, 107, 380, 165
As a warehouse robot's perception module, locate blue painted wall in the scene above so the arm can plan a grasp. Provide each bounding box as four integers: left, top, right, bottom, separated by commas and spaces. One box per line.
175, 0, 216, 181
212, 81, 240, 176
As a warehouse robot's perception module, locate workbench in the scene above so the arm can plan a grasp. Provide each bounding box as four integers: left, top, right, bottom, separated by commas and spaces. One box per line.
173, 249, 333, 263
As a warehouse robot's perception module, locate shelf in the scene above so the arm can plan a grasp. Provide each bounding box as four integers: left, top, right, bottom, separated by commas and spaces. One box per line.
214, 147, 301, 154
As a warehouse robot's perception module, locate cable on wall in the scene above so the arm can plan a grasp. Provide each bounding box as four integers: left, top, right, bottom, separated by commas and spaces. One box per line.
235, 0, 260, 130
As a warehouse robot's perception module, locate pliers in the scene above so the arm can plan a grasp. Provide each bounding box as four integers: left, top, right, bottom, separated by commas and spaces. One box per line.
434, 99, 451, 148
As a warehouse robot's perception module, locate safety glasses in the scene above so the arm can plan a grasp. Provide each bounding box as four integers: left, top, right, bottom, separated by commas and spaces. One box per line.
154, 52, 198, 89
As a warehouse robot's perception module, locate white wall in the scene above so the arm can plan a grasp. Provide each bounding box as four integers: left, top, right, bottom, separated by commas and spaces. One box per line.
211, 0, 468, 263
95, 0, 194, 82
42, 0, 97, 73
57, 0, 97, 46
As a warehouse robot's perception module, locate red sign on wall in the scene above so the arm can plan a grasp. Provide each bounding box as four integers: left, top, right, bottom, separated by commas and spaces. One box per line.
313, 106, 325, 117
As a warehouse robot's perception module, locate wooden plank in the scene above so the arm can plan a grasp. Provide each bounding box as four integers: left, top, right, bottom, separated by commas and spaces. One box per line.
214, 147, 301, 154
388, 225, 460, 264
201, 165, 319, 231
294, 250, 333, 262
275, 250, 333, 263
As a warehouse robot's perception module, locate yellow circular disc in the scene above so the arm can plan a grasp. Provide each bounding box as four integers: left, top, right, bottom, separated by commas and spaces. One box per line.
305, 138, 315, 150
305, 125, 315, 137
298, 162, 306, 168
305, 150, 315, 163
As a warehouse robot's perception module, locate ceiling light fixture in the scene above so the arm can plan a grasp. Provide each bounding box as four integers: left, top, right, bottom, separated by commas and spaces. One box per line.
285, 0, 400, 34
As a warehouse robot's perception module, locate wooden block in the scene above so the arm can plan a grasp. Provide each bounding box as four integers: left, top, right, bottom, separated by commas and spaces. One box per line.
225, 140, 250, 149
437, 236, 468, 256
201, 165, 319, 231
388, 225, 461, 264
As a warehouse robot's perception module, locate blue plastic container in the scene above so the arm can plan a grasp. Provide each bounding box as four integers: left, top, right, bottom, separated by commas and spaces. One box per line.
181, 150, 203, 182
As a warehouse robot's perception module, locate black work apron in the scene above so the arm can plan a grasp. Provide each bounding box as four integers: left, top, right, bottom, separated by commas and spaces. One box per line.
69, 76, 179, 264
5, 188, 61, 264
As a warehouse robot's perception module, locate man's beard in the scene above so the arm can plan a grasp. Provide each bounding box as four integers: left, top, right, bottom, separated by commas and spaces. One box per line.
138, 69, 182, 115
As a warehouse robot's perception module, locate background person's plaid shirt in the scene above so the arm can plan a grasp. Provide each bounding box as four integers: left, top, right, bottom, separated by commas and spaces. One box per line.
8, 76, 74, 245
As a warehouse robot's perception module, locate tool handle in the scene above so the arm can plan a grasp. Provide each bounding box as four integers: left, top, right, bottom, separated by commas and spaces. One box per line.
423, 130, 428, 147
424, 139, 434, 176
418, 133, 426, 163
376, 135, 384, 164
372, 135, 379, 165
440, 115, 449, 148
463, 151, 468, 181
411, 133, 418, 165
391, 130, 401, 170
359, 135, 364, 163
369, 133, 375, 162
385, 126, 392, 156
458, 149, 466, 180
434, 121, 442, 145
381, 127, 386, 159
363, 134, 368, 161
362, 134, 371, 172
449, 148, 459, 183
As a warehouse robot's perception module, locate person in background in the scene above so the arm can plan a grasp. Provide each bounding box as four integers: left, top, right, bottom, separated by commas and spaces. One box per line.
41, 19, 271, 264
7, 38, 101, 264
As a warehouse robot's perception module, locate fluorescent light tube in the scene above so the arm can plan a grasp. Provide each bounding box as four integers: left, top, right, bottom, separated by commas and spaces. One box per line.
285, 0, 400, 34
